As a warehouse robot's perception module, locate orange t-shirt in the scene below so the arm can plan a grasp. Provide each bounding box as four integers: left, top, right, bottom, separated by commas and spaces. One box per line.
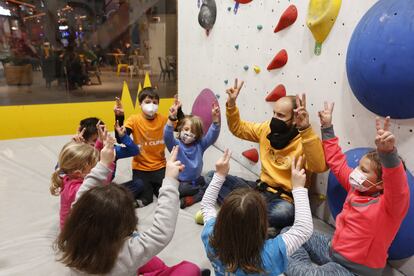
124, 112, 167, 171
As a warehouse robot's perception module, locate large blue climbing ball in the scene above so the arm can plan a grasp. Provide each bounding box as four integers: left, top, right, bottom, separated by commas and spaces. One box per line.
346, 0, 414, 119
327, 147, 414, 260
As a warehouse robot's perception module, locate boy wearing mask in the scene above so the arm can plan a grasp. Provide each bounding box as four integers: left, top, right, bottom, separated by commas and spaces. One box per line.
118, 87, 168, 206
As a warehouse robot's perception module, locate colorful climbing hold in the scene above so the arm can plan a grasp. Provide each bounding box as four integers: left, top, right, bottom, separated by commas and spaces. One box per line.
267, 49, 288, 70
274, 5, 298, 33
307, 0, 342, 55
253, 65, 261, 74
234, 0, 253, 14
242, 148, 259, 163
234, 44, 239, 50
198, 0, 217, 36
224, 79, 229, 84
243, 65, 249, 71
227, 6, 232, 11
266, 84, 286, 102
257, 24, 263, 30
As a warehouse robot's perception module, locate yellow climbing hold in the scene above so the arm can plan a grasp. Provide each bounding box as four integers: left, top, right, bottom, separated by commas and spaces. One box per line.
318, 194, 327, 201
135, 82, 143, 109
254, 65, 261, 74
307, 0, 342, 55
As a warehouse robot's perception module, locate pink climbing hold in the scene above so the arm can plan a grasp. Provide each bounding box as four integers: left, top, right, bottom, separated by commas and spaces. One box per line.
242, 148, 259, 163
266, 84, 286, 102
267, 49, 288, 70
274, 5, 298, 33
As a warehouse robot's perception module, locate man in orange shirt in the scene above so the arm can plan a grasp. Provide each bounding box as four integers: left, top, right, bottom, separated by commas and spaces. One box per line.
116, 88, 168, 206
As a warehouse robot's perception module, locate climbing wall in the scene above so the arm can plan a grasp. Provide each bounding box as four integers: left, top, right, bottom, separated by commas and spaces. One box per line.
178, 0, 414, 273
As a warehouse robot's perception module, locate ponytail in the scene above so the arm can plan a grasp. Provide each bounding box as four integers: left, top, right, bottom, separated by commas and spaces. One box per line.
50, 169, 63, 196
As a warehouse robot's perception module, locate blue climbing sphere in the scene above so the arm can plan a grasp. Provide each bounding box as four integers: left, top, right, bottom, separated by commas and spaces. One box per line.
327, 147, 414, 260
346, 0, 414, 119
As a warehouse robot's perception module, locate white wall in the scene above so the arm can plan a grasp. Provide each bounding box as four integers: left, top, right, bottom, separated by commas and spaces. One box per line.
178, 0, 414, 273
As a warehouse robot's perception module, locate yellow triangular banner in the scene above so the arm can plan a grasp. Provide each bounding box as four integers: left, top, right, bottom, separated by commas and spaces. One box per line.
120, 81, 135, 117
143, 72, 152, 88
135, 82, 143, 110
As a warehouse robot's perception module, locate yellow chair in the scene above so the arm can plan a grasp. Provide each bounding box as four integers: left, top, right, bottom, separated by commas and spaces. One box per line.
115, 54, 128, 76
117, 63, 129, 76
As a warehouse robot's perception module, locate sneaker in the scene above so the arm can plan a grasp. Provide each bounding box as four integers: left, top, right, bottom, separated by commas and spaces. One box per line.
195, 210, 204, 225
135, 199, 145, 208
201, 269, 211, 276
180, 196, 195, 209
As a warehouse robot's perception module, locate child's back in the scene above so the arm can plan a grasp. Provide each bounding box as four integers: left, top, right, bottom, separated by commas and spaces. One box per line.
50, 142, 99, 229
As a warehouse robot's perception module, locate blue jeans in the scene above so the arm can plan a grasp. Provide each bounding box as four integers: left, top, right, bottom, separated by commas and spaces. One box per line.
284, 230, 354, 276
204, 171, 295, 229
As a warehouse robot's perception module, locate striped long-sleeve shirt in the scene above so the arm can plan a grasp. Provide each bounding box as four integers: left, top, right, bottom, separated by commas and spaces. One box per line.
201, 173, 313, 257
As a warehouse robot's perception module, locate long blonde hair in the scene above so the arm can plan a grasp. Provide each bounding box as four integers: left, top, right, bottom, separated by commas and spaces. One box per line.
50, 142, 99, 196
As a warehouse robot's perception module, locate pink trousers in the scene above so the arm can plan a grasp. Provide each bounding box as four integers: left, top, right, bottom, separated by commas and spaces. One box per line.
138, 256, 200, 276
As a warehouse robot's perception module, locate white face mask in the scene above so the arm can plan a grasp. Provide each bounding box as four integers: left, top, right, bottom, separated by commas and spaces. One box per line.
180, 131, 196, 144
349, 168, 382, 192
141, 103, 158, 117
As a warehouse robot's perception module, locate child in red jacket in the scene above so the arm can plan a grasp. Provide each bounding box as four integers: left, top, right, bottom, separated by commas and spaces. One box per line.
286, 102, 409, 276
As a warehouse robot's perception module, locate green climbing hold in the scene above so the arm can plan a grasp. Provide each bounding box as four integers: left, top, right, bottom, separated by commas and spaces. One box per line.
224, 80, 229, 84
243, 65, 249, 71
235, 44, 239, 50
227, 7, 232, 12
257, 25, 263, 30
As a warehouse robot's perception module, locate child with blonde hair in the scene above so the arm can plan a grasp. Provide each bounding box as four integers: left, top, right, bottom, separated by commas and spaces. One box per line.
164, 101, 220, 208
52, 122, 140, 228
50, 142, 99, 229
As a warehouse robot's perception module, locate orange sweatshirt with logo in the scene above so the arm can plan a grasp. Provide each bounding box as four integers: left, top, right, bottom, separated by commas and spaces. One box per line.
124, 112, 167, 171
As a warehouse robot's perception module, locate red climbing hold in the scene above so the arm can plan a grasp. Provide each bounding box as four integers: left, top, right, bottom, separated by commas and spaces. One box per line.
235, 0, 252, 3
266, 84, 286, 102
242, 148, 259, 163
267, 49, 288, 70
274, 5, 298, 33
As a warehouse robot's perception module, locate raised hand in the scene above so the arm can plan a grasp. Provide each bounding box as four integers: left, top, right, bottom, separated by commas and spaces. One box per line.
215, 149, 232, 177
212, 103, 220, 123
294, 94, 310, 130
375, 116, 395, 153
100, 132, 115, 167
72, 127, 86, 143
291, 155, 306, 189
169, 103, 178, 118
318, 101, 335, 128
115, 120, 126, 137
174, 94, 182, 109
165, 146, 185, 179
96, 120, 106, 142
226, 78, 244, 107
114, 97, 124, 116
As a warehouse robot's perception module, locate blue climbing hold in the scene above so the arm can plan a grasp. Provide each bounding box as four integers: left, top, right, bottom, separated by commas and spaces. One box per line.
346, 0, 414, 119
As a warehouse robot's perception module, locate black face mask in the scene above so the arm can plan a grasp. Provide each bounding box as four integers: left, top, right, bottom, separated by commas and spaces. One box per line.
267, 117, 299, 149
